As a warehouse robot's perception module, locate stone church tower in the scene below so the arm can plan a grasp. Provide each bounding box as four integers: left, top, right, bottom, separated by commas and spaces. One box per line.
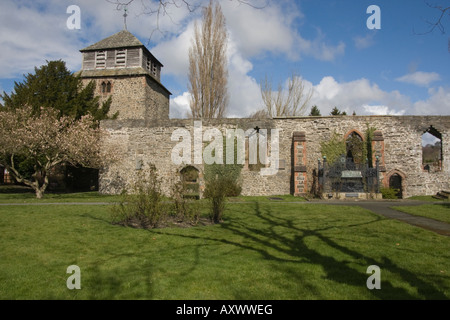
76, 30, 171, 120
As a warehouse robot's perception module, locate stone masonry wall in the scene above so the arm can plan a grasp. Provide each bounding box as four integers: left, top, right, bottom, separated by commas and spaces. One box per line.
82, 75, 169, 121
100, 115, 450, 198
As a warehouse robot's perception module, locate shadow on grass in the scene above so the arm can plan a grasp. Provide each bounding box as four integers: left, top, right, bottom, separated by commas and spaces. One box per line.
152, 202, 448, 299
0, 184, 34, 194
434, 202, 450, 209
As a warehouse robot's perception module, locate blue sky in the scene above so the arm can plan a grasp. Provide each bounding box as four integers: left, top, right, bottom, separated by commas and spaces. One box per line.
0, 0, 449, 118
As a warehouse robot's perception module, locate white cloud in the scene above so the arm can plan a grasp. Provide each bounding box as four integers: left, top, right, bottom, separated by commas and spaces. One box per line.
307, 76, 411, 116
169, 35, 263, 119
227, 53, 263, 117
422, 132, 440, 146
4, 0, 446, 120
151, 21, 196, 79
0, 0, 83, 77
301, 29, 345, 61
305, 76, 450, 116
222, 1, 302, 59
354, 33, 376, 50
396, 71, 441, 87
362, 105, 405, 115
170, 92, 192, 118
155, 0, 346, 118
413, 86, 450, 115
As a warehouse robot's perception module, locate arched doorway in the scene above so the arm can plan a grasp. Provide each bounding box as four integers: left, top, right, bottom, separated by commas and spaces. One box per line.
180, 166, 200, 199
385, 170, 406, 199
389, 174, 403, 198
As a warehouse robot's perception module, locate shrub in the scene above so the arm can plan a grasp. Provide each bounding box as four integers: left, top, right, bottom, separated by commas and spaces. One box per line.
204, 175, 228, 223
204, 163, 242, 197
380, 187, 400, 199
111, 167, 168, 229
320, 131, 346, 164
170, 179, 201, 225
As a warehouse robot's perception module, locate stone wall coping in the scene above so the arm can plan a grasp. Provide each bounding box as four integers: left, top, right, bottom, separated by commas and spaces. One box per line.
101, 115, 450, 129
273, 115, 450, 121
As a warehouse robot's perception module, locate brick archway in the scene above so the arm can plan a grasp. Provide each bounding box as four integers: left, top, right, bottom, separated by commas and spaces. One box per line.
344, 129, 365, 141
384, 169, 407, 198
344, 129, 365, 164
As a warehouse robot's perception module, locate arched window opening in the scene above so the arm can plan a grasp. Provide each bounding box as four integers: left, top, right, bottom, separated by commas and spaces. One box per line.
346, 131, 364, 164
180, 166, 200, 199
101, 81, 112, 94
422, 126, 442, 172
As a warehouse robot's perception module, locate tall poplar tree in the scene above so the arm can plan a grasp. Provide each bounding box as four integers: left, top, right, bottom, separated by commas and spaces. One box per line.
188, 0, 229, 119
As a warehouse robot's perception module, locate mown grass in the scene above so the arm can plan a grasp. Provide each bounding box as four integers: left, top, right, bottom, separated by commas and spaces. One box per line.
407, 195, 447, 202
393, 203, 450, 224
0, 188, 120, 204
0, 198, 449, 300
0, 187, 306, 204
228, 194, 307, 203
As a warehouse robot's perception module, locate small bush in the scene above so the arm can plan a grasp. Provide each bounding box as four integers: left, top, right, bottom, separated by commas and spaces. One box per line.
204, 176, 228, 223
170, 179, 201, 225
381, 187, 400, 199
111, 167, 168, 229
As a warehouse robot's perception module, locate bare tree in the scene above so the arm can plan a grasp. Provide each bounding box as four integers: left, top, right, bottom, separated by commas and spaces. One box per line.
188, 0, 228, 119
417, 2, 450, 35
259, 72, 313, 118
106, 0, 266, 39
414, 1, 450, 51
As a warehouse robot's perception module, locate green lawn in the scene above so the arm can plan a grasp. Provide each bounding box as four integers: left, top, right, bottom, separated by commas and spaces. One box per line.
0, 188, 305, 204
407, 195, 448, 202
0, 189, 121, 204
393, 203, 450, 224
0, 198, 449, 299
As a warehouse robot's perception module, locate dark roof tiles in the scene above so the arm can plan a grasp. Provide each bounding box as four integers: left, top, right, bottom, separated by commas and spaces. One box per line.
81, 30, 144, 51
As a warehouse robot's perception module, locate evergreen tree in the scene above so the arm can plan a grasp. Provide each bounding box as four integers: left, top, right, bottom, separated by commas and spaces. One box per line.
309, 105, 321, 116
0, 60, 116, 121
330, 107, 342, 116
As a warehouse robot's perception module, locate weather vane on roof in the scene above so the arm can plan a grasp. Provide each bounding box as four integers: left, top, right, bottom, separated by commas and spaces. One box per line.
123, 5, 128, 30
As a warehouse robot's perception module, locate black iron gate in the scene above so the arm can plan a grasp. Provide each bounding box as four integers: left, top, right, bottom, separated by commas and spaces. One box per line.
318, 156, 380, 194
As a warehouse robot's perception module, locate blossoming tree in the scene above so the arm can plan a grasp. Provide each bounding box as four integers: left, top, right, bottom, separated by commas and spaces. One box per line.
0, 105, 114, 198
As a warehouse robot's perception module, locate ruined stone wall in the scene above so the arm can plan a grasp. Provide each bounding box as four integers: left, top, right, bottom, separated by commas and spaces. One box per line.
273, 116, 450, 198
100, 115, 450, 198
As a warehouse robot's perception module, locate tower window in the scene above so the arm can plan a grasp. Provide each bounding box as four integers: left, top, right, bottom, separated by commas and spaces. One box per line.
146, 58, 160, 80
116, 49, 127, 67
101, 81, 112, 94
152, 64, 158, 78
95, 51, 106, 69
